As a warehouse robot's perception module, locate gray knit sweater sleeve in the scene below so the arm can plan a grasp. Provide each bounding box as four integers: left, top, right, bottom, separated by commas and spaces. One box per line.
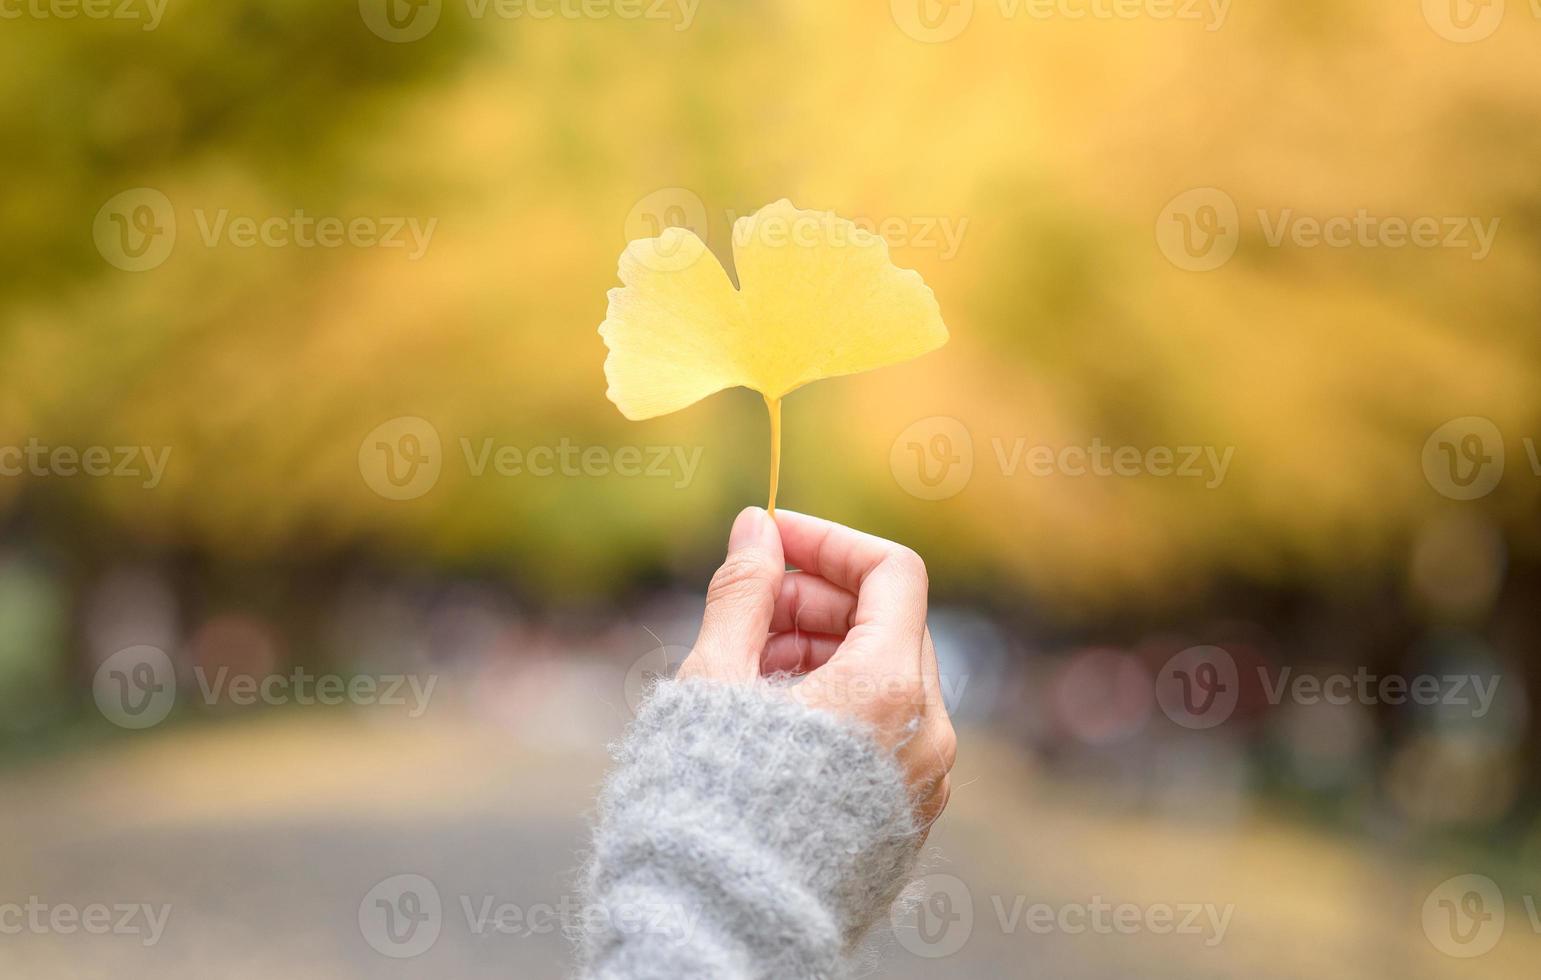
576, 678, 922, 979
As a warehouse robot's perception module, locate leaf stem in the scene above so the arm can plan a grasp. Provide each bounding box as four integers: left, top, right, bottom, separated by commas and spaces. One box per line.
765, 394, 782, 515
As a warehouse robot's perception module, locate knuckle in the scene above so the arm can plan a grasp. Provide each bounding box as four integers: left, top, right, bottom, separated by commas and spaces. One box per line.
937, 724, 959, 771
707, 552, 773, 605
899, 674, 928, 707
887, 545, 928, 590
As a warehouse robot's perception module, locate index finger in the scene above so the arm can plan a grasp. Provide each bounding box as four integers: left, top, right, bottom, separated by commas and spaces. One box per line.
772, 510, 916, 590
773, 510, 929, 652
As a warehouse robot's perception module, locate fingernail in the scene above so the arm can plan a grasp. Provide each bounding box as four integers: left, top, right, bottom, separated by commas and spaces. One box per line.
728, 506, 767, 553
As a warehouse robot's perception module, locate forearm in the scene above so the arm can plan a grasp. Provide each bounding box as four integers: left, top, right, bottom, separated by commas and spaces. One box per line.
576, 679, 922, 980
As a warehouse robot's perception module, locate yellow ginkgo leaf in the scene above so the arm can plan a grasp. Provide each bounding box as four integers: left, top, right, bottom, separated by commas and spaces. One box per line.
599, 199, 949, 513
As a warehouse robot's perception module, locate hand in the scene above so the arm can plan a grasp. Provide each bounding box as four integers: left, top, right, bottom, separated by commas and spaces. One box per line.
677, 506, 957, 831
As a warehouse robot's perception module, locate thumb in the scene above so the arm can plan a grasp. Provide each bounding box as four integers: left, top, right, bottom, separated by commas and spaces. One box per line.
690, 507, 784, 676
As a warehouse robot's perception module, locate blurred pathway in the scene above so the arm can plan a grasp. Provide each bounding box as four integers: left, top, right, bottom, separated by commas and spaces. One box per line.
0, 712, 1532, 979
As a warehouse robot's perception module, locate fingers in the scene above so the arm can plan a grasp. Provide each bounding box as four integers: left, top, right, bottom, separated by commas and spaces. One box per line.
919, 626, 944, 708
760, 630, 842, 676
770, 571, 856, 635
916, 627, 958, 833
919, 627, 958, 773
686, 507, 784, 679
774, 510, 914, 594
767, 512, 952, 836
774, 510, 929, 661
763, 571, 855, 673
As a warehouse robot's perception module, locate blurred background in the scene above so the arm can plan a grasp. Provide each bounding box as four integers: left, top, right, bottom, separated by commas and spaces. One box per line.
2, 0, 1540, 976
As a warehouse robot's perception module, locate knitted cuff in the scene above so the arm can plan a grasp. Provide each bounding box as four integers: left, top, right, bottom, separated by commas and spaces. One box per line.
579, 678, 921, 979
